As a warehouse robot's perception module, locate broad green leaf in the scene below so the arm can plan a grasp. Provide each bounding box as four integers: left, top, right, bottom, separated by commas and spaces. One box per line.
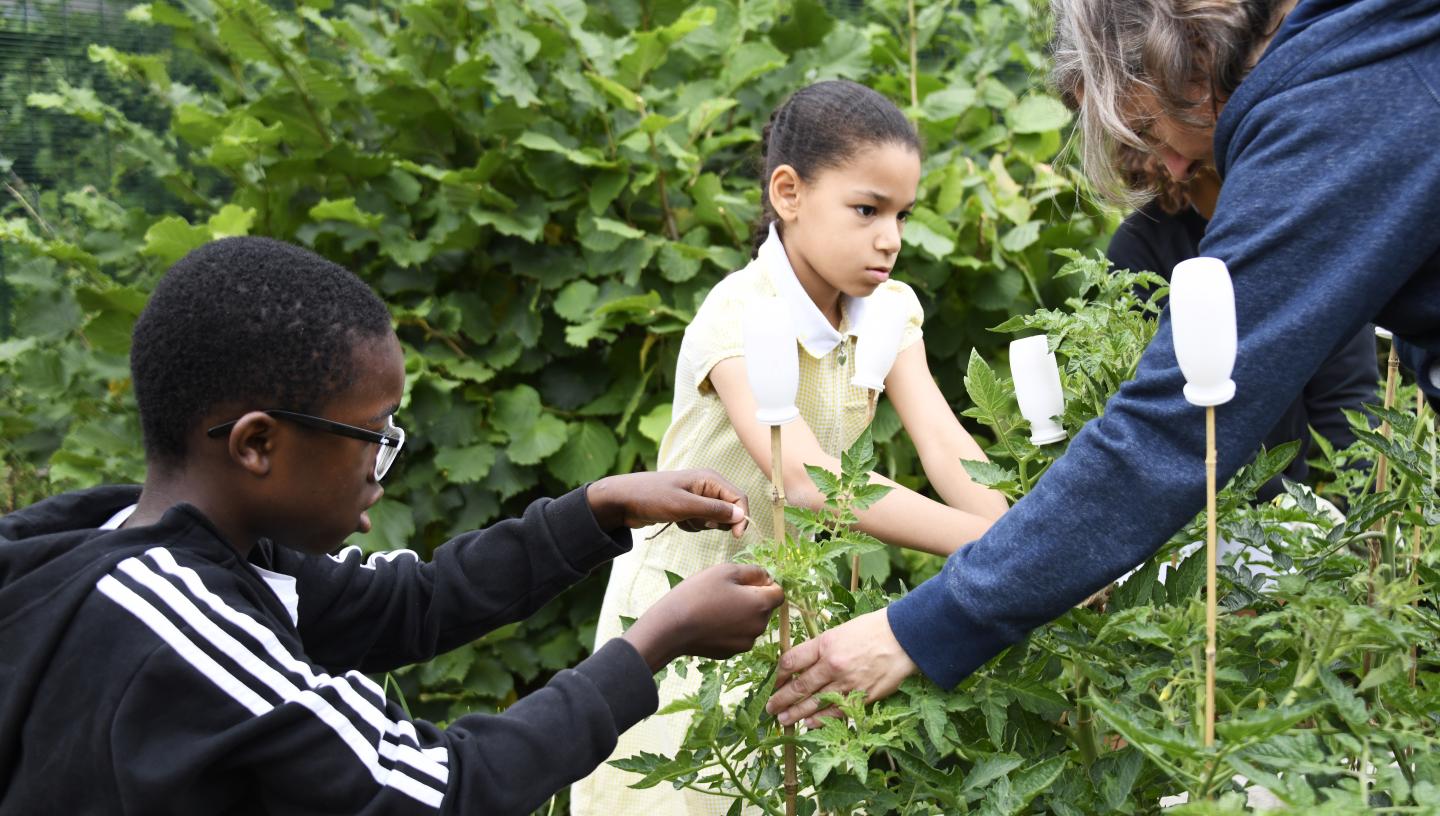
207, 204, 255, 238
905, 208, 956, 260
434, 443, 498, 484
491, 385, 544, 436
507, 413, 569, 465
309, 198, 383, 229
1000, 221, 1042, 253
722, 41, 786, 90
921, 86, 977, 121
637, 402, 671, 443
1007, 94, 1072, 134
963, 754, 1024, 790
554, 280, 599, 322
142, 216, 209, 266
546, 420, 619, 484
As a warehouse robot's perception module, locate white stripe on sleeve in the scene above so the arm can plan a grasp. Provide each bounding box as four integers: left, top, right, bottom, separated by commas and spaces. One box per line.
144, 548, 449, 782
100, 557, 446, 809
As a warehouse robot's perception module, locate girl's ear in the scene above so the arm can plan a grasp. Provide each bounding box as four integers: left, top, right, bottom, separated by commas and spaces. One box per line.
227, 411, 278, 477
768, 164, 803, 224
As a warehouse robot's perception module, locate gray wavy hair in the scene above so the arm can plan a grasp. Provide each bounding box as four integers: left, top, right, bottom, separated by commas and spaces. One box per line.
1049, 0, 1285, 206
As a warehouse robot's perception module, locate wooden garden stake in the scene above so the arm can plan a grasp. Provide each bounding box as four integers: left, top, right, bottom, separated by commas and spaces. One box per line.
1169, 257, 1238, 756
744, 297, 801, 816
1374, 330, 1400, 589
1411, 392, 1429, 688
770, 426, 798, 816
1204, 406, 1218, 747
1368, 328, 1400, 676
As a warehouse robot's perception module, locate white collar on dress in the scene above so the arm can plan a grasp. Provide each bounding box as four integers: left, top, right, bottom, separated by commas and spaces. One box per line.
756, 223, 868, 358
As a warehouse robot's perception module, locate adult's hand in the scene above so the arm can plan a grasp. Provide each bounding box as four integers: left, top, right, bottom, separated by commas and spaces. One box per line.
586, 469, 749, 538
765, 608, 918, 727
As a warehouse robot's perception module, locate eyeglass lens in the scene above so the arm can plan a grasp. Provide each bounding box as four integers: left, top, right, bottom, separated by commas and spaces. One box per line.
374, 417, 405, 481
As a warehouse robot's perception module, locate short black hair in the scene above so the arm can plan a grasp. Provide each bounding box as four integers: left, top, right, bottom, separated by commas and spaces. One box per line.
754, 80, 921, 254
130, 236, 393, 464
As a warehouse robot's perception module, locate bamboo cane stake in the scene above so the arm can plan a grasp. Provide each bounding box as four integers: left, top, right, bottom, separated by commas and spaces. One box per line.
1205, 406, 1218, 748
1366, 340, 1401, 676
1377, 341, 1401, 495
771, 426, 797, 816
1411, 392, 1429, 688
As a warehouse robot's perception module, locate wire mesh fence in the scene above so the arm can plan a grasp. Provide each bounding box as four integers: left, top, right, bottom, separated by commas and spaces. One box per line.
1, 0, 171, 336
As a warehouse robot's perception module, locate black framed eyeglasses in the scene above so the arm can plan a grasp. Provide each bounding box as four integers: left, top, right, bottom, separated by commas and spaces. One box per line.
206, 410, 406, 481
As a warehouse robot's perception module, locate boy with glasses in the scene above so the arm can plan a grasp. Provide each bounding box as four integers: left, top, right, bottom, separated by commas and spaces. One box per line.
0, 236, 784, 815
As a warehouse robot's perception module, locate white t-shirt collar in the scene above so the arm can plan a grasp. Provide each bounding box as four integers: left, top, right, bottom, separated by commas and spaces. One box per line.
98, 503, 300, 627
756, 223, 868, 358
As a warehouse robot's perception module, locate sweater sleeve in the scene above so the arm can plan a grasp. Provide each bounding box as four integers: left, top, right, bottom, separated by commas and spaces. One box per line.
108, 611, 657, 816
887, 52, 1440, 688
294, 487, 631, 673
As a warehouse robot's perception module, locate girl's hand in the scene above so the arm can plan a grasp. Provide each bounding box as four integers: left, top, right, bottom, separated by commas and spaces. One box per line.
586, 470, 749, 538
623, 563, 785, 671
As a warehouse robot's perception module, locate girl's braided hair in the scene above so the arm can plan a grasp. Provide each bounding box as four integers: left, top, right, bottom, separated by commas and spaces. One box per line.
751, 80, 920, 256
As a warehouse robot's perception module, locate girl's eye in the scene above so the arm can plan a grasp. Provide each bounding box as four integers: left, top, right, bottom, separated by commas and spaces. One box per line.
897, 211, 911, 223
854, 205, 877, 217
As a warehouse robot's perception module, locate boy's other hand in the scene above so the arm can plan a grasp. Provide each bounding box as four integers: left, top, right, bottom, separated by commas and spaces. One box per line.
587, 470, 749, 538
622, 563, 784, 672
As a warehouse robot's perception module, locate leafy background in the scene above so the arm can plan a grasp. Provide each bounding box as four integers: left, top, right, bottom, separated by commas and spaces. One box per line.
0, 0, 1112, 807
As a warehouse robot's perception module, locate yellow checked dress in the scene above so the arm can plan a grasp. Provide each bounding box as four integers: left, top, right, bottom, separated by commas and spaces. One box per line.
570, 229, 923, 816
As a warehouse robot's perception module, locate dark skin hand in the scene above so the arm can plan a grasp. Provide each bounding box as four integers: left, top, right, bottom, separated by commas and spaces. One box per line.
585, 469, 749, 538
622, 563, 785, 672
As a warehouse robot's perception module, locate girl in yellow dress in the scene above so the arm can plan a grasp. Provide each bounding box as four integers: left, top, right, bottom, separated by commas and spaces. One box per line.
572, 80, 1008, 816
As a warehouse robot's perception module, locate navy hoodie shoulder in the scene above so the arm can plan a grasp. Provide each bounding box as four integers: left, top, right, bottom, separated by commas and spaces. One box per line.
0, 486, 656, 815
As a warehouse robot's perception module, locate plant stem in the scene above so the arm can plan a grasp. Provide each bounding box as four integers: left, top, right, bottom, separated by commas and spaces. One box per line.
714, 740, 783, 816
646, 132, 680, 241
1072, 668, 1099, 767
906, 0, 919, 109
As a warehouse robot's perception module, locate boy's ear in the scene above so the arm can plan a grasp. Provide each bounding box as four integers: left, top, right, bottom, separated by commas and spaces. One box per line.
225, 412, 278, 477
768, 164, 803, 224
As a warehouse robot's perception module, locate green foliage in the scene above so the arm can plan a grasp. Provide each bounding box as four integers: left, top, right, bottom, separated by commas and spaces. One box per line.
630, 256, 1440, 813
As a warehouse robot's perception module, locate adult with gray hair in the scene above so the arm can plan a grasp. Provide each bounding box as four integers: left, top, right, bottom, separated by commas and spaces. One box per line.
767, 0, 1440, 725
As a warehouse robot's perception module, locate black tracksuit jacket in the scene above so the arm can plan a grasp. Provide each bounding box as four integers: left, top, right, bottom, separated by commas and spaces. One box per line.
0, 485, 657, 814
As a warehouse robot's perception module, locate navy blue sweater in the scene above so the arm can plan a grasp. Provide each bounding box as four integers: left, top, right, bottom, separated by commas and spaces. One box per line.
891, 0, 1440, 688
1106, 201, 1379, 500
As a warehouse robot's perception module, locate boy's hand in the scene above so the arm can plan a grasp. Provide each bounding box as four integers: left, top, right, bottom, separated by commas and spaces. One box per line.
587, 470, 749, 538
623, 563, 784, 672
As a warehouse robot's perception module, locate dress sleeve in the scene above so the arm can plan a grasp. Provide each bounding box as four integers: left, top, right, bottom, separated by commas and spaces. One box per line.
890, 280, 926, 353
686, 287, 749, 394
